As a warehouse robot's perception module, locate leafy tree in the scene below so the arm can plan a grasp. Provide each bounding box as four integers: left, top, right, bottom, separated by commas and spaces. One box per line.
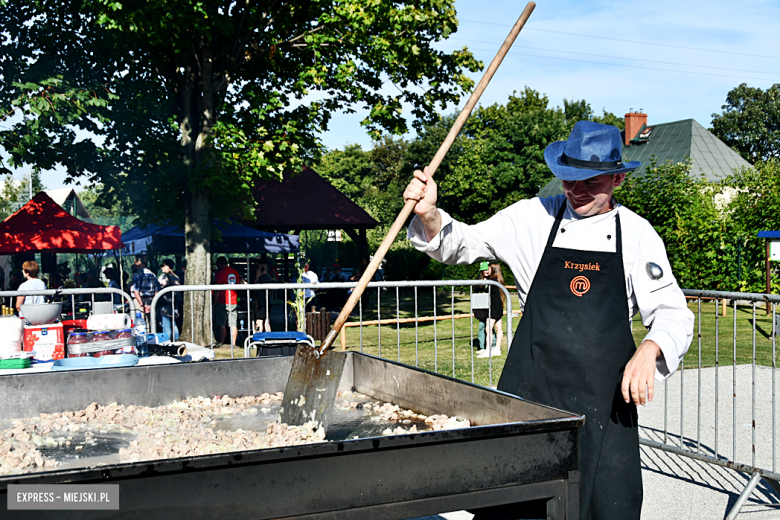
726, 159, 780, 293
711, 83, 780, 164
364, 136, 408, 236
78, 184, 137, 231
316, 137, 408, 250
615, 159, 732, 291
313, 144, 372, 202
593, 109, 625, 130
563, 99, 624, 131
0, 0, 481, 342
403, 113, 462, 179
0, 169, 46, 220
563, 98, 592, 128
436, 88, 568, 223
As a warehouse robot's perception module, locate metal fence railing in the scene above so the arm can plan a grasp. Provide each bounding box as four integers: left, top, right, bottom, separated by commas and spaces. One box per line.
150, 280, 514, 386
640, 289, 779, 519
0, 287, 135, 319
5, 282, 778, 517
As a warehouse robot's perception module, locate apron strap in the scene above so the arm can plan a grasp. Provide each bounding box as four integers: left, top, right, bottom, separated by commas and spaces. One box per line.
615, 210, 623, 259
545, 203, 568, 250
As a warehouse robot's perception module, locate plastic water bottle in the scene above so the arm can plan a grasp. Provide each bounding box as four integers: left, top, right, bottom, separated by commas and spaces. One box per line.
134, 311, 148, 357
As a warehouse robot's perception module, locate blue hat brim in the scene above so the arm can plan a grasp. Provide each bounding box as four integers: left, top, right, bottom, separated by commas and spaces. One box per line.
544, 141, 641, 181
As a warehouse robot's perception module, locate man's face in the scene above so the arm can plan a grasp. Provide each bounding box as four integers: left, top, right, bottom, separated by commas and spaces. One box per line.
561, 173, 626, 217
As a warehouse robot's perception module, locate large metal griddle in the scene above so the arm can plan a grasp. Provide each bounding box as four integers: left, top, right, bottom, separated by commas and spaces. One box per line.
0, 354, 583, 520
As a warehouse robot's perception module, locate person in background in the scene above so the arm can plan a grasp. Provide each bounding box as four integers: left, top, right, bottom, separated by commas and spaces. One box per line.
213, 256, 244, 349
175, 260, 186, 285
7, 271, 22, 309
331, 263, 349, 307
252, 262, 273, 333
131, 255, 159, 322
9, 271, 22, 292
301, 262, 319, 311
122, 271, 131, 297
331, 263, 349, 283
16, 260, 47, 316
87, 271, 112, 302
473, 262, 493, 356
104, 268, 123, 305
158, 259, 181, 341
481, 262, 505, 358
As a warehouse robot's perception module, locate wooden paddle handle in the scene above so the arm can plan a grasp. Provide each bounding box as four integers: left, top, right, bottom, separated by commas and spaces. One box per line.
319, 2, 537, 354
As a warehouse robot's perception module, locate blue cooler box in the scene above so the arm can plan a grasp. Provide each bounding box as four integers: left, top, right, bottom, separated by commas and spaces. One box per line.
244, 331, 315, 358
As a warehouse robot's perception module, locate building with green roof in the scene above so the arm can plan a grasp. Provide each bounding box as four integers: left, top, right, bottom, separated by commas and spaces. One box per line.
537, 114, 750, 198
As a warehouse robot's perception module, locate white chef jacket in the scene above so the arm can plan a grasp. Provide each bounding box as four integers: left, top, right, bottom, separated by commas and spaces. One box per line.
408, 194, 694, 382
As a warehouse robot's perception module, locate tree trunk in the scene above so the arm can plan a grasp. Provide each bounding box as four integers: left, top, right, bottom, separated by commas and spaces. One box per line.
177, 42, 217, 345
181, 188, 212, 345
177, 30, 219, 346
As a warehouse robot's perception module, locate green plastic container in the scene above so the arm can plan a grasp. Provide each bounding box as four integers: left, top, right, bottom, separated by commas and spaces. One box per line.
0, 358, 32, 369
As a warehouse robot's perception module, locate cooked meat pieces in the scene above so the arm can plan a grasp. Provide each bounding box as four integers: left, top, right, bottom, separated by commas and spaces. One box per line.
0, 391, 470, 474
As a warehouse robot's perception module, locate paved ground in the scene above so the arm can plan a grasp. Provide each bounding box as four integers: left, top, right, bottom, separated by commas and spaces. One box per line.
639, 365, 780, 519
409, 365, 780, 520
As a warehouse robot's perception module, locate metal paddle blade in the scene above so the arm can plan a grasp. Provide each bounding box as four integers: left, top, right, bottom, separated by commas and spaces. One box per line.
279, 347, 347, 432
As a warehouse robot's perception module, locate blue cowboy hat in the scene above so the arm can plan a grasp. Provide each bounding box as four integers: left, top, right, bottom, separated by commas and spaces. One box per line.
544, 120, 641, 181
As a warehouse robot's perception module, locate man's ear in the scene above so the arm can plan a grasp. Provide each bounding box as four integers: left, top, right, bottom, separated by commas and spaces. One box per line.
613, 173, 627, 187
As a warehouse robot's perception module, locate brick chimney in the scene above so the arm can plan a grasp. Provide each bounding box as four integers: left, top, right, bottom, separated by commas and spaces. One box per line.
624, 110, 648, 146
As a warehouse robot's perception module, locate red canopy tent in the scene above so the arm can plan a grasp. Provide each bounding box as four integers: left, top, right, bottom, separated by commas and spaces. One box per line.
0, 192, 123, 254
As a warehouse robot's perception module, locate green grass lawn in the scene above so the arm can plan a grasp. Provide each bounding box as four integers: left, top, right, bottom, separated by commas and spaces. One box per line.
215, 289, 778, 389
657, 300, 778, 369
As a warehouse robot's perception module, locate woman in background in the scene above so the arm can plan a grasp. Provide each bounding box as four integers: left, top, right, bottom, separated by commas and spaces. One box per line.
474, 262, 493, 357
483, 263, 505, 358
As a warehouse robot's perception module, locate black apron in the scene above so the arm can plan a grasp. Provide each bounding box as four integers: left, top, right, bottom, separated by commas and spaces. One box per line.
498, 204, 642, 520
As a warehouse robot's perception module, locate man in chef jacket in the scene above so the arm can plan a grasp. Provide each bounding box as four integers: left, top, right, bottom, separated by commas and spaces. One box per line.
403, 121, 694, 520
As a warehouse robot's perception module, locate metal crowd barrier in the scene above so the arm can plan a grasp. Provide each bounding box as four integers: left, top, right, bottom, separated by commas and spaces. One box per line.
155, 283, 780, 516
150, 280, 513, 385
640, 289, 779, 519
0, 287, 135, 318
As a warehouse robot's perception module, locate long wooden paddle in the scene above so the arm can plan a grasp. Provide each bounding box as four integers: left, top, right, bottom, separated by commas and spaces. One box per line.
280, 2, 537, 432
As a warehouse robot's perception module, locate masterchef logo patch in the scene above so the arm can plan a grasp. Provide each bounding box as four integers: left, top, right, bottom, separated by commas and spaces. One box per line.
570, 276, 590, 297
564, 260, 600, 272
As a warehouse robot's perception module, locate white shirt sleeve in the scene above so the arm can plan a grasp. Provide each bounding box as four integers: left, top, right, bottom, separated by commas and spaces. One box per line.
408, 204, 531, 266
628, 225, 694, 381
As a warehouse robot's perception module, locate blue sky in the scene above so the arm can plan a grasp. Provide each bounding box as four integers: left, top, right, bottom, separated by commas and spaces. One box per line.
12, 0, 780, 190
319, 0, 780, 149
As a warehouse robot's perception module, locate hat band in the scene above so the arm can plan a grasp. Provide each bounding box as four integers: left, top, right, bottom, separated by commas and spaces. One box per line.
561, 153, 623, 171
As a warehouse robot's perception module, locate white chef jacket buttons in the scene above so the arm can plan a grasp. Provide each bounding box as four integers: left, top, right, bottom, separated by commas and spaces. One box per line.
607, 235, 612, 240
646, 262, 663, 280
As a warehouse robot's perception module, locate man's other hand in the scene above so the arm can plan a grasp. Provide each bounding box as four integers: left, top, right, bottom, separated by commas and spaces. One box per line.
621, 340, 661, 405
403, 166, 441, 241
